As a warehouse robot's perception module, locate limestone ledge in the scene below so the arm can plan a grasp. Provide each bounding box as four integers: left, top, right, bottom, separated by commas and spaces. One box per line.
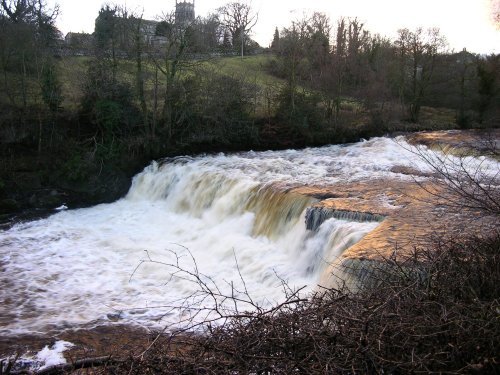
293, 178, 493, 289
292, 130, 499, 289
293, 180, 450, 259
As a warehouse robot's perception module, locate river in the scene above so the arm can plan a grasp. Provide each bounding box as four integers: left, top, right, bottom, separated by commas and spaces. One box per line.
1, 136, 490, 336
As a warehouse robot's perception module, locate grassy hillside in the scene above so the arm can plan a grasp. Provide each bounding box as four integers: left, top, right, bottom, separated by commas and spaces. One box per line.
207, 55, 284, 86
53, 54, 284, 116
58, 56, 91, 111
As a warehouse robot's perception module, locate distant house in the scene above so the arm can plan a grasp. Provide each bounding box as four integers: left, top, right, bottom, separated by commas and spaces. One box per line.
139, 19, 168, 46
140, 19, 158, 40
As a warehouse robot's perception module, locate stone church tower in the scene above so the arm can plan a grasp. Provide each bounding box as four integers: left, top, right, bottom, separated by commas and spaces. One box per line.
175, 0, 195, 25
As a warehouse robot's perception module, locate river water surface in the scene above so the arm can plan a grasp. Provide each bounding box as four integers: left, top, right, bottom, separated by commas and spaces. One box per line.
1, 136, 495, 336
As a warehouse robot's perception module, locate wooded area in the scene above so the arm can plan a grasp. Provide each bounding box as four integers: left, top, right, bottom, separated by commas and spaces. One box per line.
0, 0, 499, 213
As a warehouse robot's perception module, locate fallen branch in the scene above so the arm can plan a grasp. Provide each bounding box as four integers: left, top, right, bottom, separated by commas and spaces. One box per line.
10, 356, 119, 375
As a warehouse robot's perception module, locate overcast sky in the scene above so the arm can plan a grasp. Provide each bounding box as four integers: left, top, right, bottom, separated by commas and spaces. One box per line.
55, 0, 499, 54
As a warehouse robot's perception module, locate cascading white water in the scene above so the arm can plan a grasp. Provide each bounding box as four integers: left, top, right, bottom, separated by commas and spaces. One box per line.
2, 136, 494, 336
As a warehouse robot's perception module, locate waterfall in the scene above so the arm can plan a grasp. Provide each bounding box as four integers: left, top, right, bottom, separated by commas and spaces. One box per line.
305, 207, 385, 231
0, 137, 436, 335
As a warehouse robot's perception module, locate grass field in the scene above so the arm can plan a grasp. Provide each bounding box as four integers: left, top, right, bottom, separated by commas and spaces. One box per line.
206, 54, 285, 87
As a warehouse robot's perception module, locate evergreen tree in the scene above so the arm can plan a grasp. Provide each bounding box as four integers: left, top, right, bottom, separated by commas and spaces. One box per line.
94, 5, 117, 53
271, 27, 280, 51
222, 29, 232, 51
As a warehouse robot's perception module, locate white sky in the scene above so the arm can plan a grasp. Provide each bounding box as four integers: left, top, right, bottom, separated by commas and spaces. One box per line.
55, 0, 499, 54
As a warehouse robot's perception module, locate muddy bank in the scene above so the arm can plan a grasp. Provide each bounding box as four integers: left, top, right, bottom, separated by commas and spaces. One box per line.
0, 325, 158, 372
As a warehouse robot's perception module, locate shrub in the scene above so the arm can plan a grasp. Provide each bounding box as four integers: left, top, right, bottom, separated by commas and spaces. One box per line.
107, 234, 499, 374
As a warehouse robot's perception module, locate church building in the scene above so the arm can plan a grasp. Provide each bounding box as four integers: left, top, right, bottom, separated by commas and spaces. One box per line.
175, 0, 195, 25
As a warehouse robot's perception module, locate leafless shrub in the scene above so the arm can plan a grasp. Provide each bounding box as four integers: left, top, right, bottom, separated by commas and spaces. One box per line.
415, 150, 499, 216
403, 132, 500, 217
107, 234, 499, 374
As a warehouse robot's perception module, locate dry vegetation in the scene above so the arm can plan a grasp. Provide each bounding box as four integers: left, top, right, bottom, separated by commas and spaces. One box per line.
112, 234, 499, 374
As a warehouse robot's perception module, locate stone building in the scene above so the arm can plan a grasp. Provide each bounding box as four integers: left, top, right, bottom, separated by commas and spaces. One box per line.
175, 0, 195, 25
64, 32, 94, 55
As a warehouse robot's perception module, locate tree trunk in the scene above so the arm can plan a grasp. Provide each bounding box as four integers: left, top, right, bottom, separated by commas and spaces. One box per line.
241, 29, 244, 59
21, 51, 27, 110
153, 65, 158, 138
135, 21, 149, 137
38, 113, 43, 154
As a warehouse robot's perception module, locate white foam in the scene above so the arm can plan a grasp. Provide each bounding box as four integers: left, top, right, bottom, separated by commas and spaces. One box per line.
36, 341, 74, 370
0, 341, 74, 372
131, 137, 431, 192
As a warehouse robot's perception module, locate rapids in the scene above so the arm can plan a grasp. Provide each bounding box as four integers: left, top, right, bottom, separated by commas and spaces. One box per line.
1, 136, 495, 335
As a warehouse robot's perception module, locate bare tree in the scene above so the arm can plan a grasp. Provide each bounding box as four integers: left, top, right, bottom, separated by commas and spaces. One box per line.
217, 1, 258, 58
278, 20, 306, 115
149, 12, 200, 141
490, 0, 500, 29
0, 0, 61, 150
395, 27, 447, 123
330, 17, 348, 123
0, 0, 59, 25
190, 13, 224, 53
131, 12, 149, 137
455, 48, 476, 128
